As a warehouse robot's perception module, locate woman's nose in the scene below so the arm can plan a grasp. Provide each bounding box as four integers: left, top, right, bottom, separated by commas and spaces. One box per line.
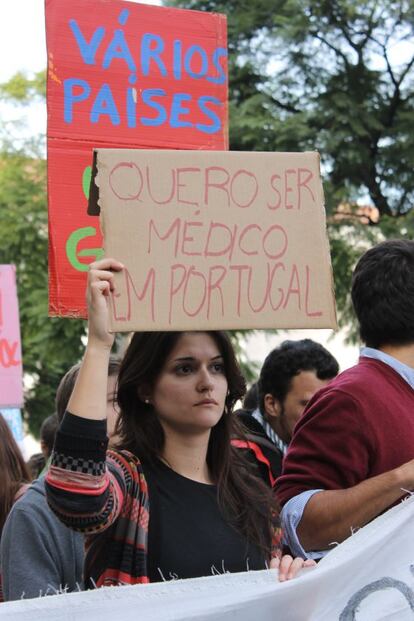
197, 367, 214, 391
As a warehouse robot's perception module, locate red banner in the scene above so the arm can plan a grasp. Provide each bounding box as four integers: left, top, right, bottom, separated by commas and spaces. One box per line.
46, 0, 228, 316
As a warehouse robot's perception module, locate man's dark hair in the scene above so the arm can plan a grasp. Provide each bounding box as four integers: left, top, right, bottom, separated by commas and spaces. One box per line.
40, 413, 59, 457
55, 356, 121, 422
242, 382, 258, 411
258, 339, 339, 414
351, 239, 414, 348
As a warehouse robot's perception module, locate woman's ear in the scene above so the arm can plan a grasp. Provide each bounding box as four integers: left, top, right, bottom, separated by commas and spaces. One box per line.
137, 385, 151, 404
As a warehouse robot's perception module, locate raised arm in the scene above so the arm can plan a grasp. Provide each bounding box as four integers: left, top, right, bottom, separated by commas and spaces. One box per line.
45, 259, 127, 534
67, 258, 123, 421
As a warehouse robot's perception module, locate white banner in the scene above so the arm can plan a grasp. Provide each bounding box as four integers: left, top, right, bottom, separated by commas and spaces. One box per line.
2, 494, 414, 620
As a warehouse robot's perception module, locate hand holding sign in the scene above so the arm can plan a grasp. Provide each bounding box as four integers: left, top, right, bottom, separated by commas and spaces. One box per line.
86, 258, 124, 350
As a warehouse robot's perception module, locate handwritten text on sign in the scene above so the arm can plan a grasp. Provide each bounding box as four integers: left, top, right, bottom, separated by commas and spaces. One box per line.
93, 150, 337, 331
52, 4, 228, 137
0, 266, 23, 407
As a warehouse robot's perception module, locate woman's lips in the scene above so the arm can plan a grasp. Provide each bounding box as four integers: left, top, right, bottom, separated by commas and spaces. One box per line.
194, 399, 218, 406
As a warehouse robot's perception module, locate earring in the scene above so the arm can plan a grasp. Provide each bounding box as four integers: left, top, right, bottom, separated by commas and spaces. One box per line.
144, 398, 150, 404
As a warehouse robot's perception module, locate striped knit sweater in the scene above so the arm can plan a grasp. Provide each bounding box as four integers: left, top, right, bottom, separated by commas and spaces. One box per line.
45, 413, 281, 588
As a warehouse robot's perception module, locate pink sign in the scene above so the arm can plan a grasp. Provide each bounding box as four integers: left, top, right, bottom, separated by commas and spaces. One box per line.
0, 266, 23, 407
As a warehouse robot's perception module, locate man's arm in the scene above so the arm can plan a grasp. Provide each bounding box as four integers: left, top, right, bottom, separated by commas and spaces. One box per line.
277, 379, 414, 553
297, 462, 414, 551
280, 490, 328, 559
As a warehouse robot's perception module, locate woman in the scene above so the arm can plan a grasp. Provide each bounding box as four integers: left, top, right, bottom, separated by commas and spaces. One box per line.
0, 414, 32, 602
46, 258, 314, 589
0, 414, 31, 539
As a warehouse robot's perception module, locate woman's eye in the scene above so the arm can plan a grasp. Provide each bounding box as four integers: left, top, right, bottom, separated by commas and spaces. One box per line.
175, 364, 193, 375
211, 363, 225, 374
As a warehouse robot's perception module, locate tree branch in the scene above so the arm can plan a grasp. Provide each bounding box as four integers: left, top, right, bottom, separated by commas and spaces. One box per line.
312, 32, 351, 70
363, 164, 393, 217
268, 96, 300, 114
396, 188, 410, 216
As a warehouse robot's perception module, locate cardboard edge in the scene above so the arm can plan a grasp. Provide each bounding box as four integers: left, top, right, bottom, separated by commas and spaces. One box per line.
87, 150, 100, 216
313, 151, 338, 330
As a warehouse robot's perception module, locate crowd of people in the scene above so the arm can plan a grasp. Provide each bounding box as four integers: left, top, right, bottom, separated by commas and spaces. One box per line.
0, 238, 413, 604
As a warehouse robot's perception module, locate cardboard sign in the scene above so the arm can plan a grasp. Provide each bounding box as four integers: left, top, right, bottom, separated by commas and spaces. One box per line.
46, 0, 228, 317
91, 149, 337, 331
0, 266, 23, 408
2, 495, 414, 620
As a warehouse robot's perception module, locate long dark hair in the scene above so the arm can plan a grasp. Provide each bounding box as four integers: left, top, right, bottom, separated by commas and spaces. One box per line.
116, 331, 275, 555
0, 415, 31, 535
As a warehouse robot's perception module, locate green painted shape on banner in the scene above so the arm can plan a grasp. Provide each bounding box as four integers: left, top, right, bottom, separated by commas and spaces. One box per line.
66, 226, 104, 272
82, 166, 92, 200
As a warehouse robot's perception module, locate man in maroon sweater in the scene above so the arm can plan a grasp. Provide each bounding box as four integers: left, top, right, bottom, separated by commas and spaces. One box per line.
276, 239, 414, 559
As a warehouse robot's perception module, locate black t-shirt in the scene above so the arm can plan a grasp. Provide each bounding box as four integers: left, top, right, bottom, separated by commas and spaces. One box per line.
141, 458, 267, 582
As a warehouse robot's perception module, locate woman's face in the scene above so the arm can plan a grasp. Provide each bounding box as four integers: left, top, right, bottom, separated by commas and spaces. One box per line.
150, 332, 228, 436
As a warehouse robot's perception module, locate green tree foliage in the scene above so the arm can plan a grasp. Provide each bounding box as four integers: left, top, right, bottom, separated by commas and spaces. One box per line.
0, 70, 45, 102
167, 0, 414, 335
0, 72, 86, 437
0, 71, 46, 154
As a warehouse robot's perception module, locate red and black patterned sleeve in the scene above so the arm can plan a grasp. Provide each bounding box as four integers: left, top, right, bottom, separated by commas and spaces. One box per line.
45, 412, 126, 534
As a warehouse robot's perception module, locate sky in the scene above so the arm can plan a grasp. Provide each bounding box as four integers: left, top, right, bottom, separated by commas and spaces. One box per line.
0, 1, 47, 136
0, 0, 168, 83
0, 0, 360, 371
0, 0, 161, 137
0, 2, 47, 81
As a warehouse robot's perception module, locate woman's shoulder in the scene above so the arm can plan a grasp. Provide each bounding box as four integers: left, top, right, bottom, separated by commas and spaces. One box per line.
107, 448, 147, 478
106, 449, 150, 501
14, 482, 31, 502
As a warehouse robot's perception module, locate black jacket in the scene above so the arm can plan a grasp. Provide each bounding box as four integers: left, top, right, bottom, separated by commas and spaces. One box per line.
234, 410, 284, 486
